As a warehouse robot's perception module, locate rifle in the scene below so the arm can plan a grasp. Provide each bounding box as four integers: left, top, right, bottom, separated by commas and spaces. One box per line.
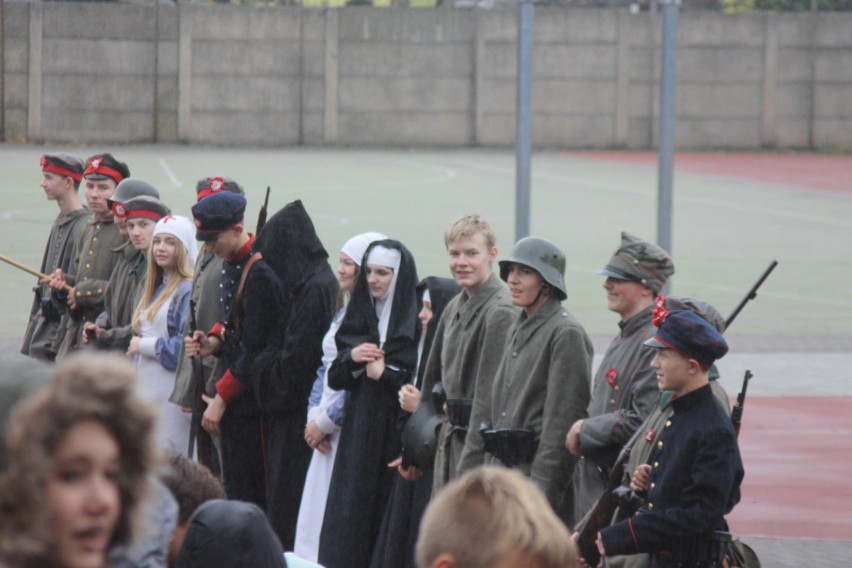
575, 261, 778, 564
731, 370, 752, 438
725, 260, 778, 330
256, 186, 271, 234
575, 423, 649, 566
187, 299, 214, 468
0, 252, 71, 291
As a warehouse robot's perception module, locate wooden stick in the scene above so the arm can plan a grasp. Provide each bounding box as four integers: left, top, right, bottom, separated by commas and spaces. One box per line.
0, 253, 71, 291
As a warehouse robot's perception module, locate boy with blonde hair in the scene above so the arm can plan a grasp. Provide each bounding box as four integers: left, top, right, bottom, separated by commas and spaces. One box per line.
416, 466, 577, 568
419, 214, 517, 493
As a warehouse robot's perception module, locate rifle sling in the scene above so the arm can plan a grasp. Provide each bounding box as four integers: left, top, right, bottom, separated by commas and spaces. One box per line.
231, 252, 263, 334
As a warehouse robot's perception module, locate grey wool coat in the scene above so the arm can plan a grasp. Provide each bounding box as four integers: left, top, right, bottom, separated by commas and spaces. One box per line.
95, 240, 146, 351
573, 305, 661, 522
56, 215, 126, 358
21, 207, 89, 361
462, 296, 593, 524
419, 272, 517, 495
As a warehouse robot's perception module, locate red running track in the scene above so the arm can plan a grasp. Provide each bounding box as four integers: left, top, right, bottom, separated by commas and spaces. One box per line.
727, 397, 852, 541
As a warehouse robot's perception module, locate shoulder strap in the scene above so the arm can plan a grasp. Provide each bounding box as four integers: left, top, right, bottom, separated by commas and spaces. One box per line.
231, 252, 263, 332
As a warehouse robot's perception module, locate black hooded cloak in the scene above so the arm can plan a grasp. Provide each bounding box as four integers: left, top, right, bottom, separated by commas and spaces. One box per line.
253, 199, 338, 550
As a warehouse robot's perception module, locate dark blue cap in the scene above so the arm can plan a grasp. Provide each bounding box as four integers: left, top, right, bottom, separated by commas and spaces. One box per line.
644, 309, 728, 368
191, 192, 247, 242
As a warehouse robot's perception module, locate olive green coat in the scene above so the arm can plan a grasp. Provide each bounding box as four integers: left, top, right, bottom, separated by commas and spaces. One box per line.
96, 240, 146, 351
419, 272, 517, 495
55, 216, 126, 358
462, 296, 593, 523
21, 207, 89, 361
573, 305, 660, 522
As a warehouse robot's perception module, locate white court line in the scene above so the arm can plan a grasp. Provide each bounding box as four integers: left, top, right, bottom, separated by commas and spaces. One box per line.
289, 158, 457, 194
444, 158, 852, 228
159, 158, 182, 189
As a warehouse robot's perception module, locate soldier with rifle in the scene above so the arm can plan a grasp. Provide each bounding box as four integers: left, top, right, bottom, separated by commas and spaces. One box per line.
21, 153, 89, 361
590, 310, 744, 567
171, 176, 245, 472
575, 261, 776, 567
567, 232, 675, 524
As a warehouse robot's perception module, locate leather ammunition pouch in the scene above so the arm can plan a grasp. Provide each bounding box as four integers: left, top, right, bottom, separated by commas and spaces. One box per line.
445, 397, 473, 428
479, 424, 538, 467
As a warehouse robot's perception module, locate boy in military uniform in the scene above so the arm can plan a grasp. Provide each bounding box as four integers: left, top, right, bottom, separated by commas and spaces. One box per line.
568, 232, 674, 522
184, 192, 286, 514
171, 176, 245, 469
463, 237, 592, 524
21, 153, 89, 361
84, 189, 170, 351
418, 214, 517, 494
605, 296, 731, 568
595, 310, 744, 567
49, 153, 130, 357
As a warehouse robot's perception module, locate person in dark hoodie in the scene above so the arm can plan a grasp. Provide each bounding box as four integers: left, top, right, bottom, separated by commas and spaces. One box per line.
252, 200, 338, 550
319, 239, 420, 568
370, 276, 461, 568
174, 500, 286, 568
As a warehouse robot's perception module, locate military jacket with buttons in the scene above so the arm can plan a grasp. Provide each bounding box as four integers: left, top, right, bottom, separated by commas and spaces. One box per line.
419, 272, 517, 493
21, 207, 90, 360
574, 305, 660, 520
96, 240, 146, 351
600, 383, 744, 565
55, 215, 126, 358
606, 376, 731, 568
464, 296, 592, 515
170, 251, 225, 407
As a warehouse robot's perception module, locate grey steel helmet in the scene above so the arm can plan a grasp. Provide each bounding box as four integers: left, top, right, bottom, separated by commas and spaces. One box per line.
107, 177, 160, 208
499, 237, 567, 300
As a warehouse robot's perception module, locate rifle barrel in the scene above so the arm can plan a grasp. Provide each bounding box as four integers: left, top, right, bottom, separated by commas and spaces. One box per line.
725, 260, 778, 329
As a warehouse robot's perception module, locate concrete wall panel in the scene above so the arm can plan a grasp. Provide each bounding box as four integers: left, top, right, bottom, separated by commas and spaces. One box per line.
43, 40, 156, 75
339, 78, 472, 112
3, 75, 28, 108
42, 76, 154, 112
678, 84, 762, 117
192, 40, 301, 76
4, 40, 29, 73
338, 112, 472, 146
339, 43, 472, 78
4, 6, 850, 149
191, 76, 298, 112
191, 111, 299, 145
678, 47, 763, 82
44, 110, 154, 143
45, 4, 156, 41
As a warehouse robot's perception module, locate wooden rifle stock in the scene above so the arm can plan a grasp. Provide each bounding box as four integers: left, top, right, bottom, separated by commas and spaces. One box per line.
575, 422, 649, 566
187, 300, 214, 467
731, 370, 752, 438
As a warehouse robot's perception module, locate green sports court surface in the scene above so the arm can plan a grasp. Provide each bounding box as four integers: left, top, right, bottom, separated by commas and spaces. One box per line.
2, 145, 851, 341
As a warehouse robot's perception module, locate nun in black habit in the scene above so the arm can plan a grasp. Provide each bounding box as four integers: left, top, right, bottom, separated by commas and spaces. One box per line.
318, 239, 419, 568
369, 276, 461, 568
252, 200, 338, 551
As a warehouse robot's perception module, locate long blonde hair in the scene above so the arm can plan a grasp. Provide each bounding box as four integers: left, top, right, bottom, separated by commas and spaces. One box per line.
132, 236, 194, 332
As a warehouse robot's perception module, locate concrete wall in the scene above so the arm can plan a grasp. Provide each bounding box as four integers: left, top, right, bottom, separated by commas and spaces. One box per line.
3, 3, 851, 149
